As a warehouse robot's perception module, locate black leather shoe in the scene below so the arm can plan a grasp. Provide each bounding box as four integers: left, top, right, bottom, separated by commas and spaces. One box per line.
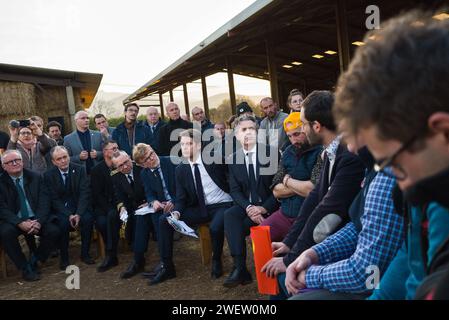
97, 256, 119, 273
223, 267, 252, 288
148, 265, 176, 285
141, 262, 163, 279
211, 260, 223, 279
29, 254, 42, 275
59, 259, 70, 271
81, 256, 96, 265
120, 260, 145, 279
22, 264, 40, 282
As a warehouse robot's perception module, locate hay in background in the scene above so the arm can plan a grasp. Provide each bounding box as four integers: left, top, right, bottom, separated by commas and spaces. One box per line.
0, 81, 36, 116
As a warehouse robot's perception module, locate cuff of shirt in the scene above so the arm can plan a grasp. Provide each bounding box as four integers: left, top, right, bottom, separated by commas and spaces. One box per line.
313, 243, 331, 264
305, 265, 326, 289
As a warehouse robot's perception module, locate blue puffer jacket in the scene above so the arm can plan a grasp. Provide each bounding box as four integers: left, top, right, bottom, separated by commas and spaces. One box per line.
280, 144, 322, 218
112, 121, 152, 157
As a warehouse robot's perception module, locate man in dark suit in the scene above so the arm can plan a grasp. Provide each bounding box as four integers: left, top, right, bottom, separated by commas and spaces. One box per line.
118, 143, 177, 279
158, 102, 191, 156
144, 107, 166, 154
92, 140, 121, 273
149, 129, 233, 285
44, 146, 96, 270
111, 150, 147, 273
0, 150, 59, 281
223, 114, 280, 288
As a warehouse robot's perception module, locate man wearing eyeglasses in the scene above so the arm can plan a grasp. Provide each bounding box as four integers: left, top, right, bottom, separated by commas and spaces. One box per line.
333, 10, 449, 300
91, 140, 121, 273
112, 103, 153, 158
0, 150, 59, 281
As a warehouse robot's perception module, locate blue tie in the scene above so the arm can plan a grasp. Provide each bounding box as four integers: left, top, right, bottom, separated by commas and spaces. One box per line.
15, 178, 30, 219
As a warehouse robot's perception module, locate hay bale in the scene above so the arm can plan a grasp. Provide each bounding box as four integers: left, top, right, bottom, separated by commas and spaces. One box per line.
0, 81, 36, 116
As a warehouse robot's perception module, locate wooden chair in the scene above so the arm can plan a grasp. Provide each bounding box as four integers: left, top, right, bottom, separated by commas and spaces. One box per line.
0, 244, 7, 278
198, 223, 212, 266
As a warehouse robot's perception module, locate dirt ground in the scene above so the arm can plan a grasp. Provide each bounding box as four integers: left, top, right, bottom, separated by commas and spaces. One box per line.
0, 235, 267, 300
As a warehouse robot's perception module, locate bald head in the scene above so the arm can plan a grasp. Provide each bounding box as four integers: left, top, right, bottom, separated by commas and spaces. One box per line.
191, 107, 205, 122
146, 106, 160, 125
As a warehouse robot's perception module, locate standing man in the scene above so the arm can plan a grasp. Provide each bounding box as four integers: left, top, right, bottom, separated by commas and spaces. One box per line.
149, 129, 233, 285
144, 107, 166, 154
158, 102, 191, 156
64, 110, 103, 175
259, 97, 289, 151
0, 150, 59, 281
112, 103, 152, 157
94, 114, 116, 143
191, 107, 214, 133
223, 115, 280, 288
46, 121, 64, 146
44, 146, 96, 269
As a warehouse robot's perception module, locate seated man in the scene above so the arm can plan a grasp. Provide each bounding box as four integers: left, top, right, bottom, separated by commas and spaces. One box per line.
111, 151, 147, 277
284, 143, 404, 300
119, 143, 177, 279
149, 129, 233, 285
261, 112, 322, 241
43, 146, 96, 270
223, 115, 280, 288
0, 150, 59, 281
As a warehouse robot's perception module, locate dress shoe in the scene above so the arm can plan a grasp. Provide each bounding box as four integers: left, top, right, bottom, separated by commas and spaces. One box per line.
97, 256, 119, 273
148, 265, 176, 285
223, 267, 252, 288
29, 254, 42, 275
120, 260, 145, 279
22, 264, 40, 282
141, 262, 163, 279
81, 256, 96, 265
211, 260, 223, 279
59, 259, 70, 271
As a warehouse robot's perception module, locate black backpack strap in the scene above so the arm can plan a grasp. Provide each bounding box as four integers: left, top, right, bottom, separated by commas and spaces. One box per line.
420, 203, 430, 274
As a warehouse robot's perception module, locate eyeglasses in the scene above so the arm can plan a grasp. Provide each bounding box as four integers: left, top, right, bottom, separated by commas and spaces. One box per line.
126, 109, 139, 113
19, 131, 32, 136
105, 146, 118, 151
143, 151, 155, 163
374, 135, 417, 180
3, 158, 22, 166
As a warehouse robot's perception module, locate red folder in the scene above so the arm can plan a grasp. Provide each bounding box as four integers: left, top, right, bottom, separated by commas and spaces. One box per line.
250, 226, 278, 295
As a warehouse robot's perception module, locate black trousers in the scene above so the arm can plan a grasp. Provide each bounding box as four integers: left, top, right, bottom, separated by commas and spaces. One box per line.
102, 208, 121, 257
224, 205, 257, 260
158, 202, 232, 267
0, 220, 59, 270
133, 212, 162, 263
57, 212, 94, 261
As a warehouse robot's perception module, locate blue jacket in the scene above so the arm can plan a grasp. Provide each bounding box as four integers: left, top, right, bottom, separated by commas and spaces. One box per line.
112, 121, 152, 157
280, 145, 321, 218
368, 202, 449, 300
140, 156, 177, 206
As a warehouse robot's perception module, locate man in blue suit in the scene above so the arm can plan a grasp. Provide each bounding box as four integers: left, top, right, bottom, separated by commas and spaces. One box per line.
149, 129, 233, 285
144, 107, 166, 154
119, 143, 177, 279
63, 110, 103, 174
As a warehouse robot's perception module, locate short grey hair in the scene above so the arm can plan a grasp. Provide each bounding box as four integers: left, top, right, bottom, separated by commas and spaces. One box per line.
233, 114, 259, 132
49, 145, 69, 160
1, 150, 22, 165
74, 110, 88, 121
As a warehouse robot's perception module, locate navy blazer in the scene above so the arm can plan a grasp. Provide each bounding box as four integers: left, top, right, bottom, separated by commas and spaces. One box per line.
228, 144, 280, 214
0, 169, 51, 225
282, 143, 366, 265
141, 156, 177, 205
144, 119, 166, 154
43, 163, 91, 217
174, 159, 230, 214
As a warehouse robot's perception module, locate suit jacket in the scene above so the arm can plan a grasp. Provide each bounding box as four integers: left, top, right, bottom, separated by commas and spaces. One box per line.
228, 144, 280, 214
63, 129, 104, 169
90, 160, 116, 215
141, 156, 176, 206
144, 119, 166, 154
174, 158, 230, 214
111, 164, 146, 213
282, 143, 366, 264
0, 169, 51, 225
43, 163, 90, 217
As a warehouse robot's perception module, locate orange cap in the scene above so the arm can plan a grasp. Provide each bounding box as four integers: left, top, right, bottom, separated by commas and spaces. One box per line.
283, 112, 302, 132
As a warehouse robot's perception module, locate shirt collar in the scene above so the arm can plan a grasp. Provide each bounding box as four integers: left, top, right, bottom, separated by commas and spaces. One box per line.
189, 156, 203, 167
325, 135, 342, 162
10, 174, 23, 182
244, 144, 257, 156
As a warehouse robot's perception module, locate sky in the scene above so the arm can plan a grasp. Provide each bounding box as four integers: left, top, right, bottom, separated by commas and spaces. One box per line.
0, 0, 270, 99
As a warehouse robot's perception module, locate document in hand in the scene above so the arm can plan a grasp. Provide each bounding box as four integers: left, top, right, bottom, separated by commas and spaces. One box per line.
135, 206, 155, 216
250, 225, 278, 295
166, 215, 198, 238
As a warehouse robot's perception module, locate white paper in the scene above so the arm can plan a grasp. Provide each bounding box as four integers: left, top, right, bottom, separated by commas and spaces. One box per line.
120, 210, 128, 223
135, 206, 155, 216
166, 216, 198, 238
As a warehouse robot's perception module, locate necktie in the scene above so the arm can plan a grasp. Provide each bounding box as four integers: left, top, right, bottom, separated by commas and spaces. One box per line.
15, 178, 30, 219
153, 168, 166, 201
193, 164, 207, 217
63, 172, 69, 188
246, 152, 259, 205
151, 125, 155, 134
127, 174, 134, 188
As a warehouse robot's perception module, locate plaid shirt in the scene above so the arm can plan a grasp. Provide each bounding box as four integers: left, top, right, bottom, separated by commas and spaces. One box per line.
305, 172, 404, 293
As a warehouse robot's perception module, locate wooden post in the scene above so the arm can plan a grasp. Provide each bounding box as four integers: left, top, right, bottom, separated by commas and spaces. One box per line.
265, 39, 280, 104
183, 83, 190, 117
159, 92, 165, 120
169, 89, 174, 102
226, 56, 237, 115
336, 0, 350, 73
201, 75, 210, 119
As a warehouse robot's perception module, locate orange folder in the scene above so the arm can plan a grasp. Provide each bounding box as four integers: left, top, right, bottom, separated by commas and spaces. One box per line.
250, 225, 278, 295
